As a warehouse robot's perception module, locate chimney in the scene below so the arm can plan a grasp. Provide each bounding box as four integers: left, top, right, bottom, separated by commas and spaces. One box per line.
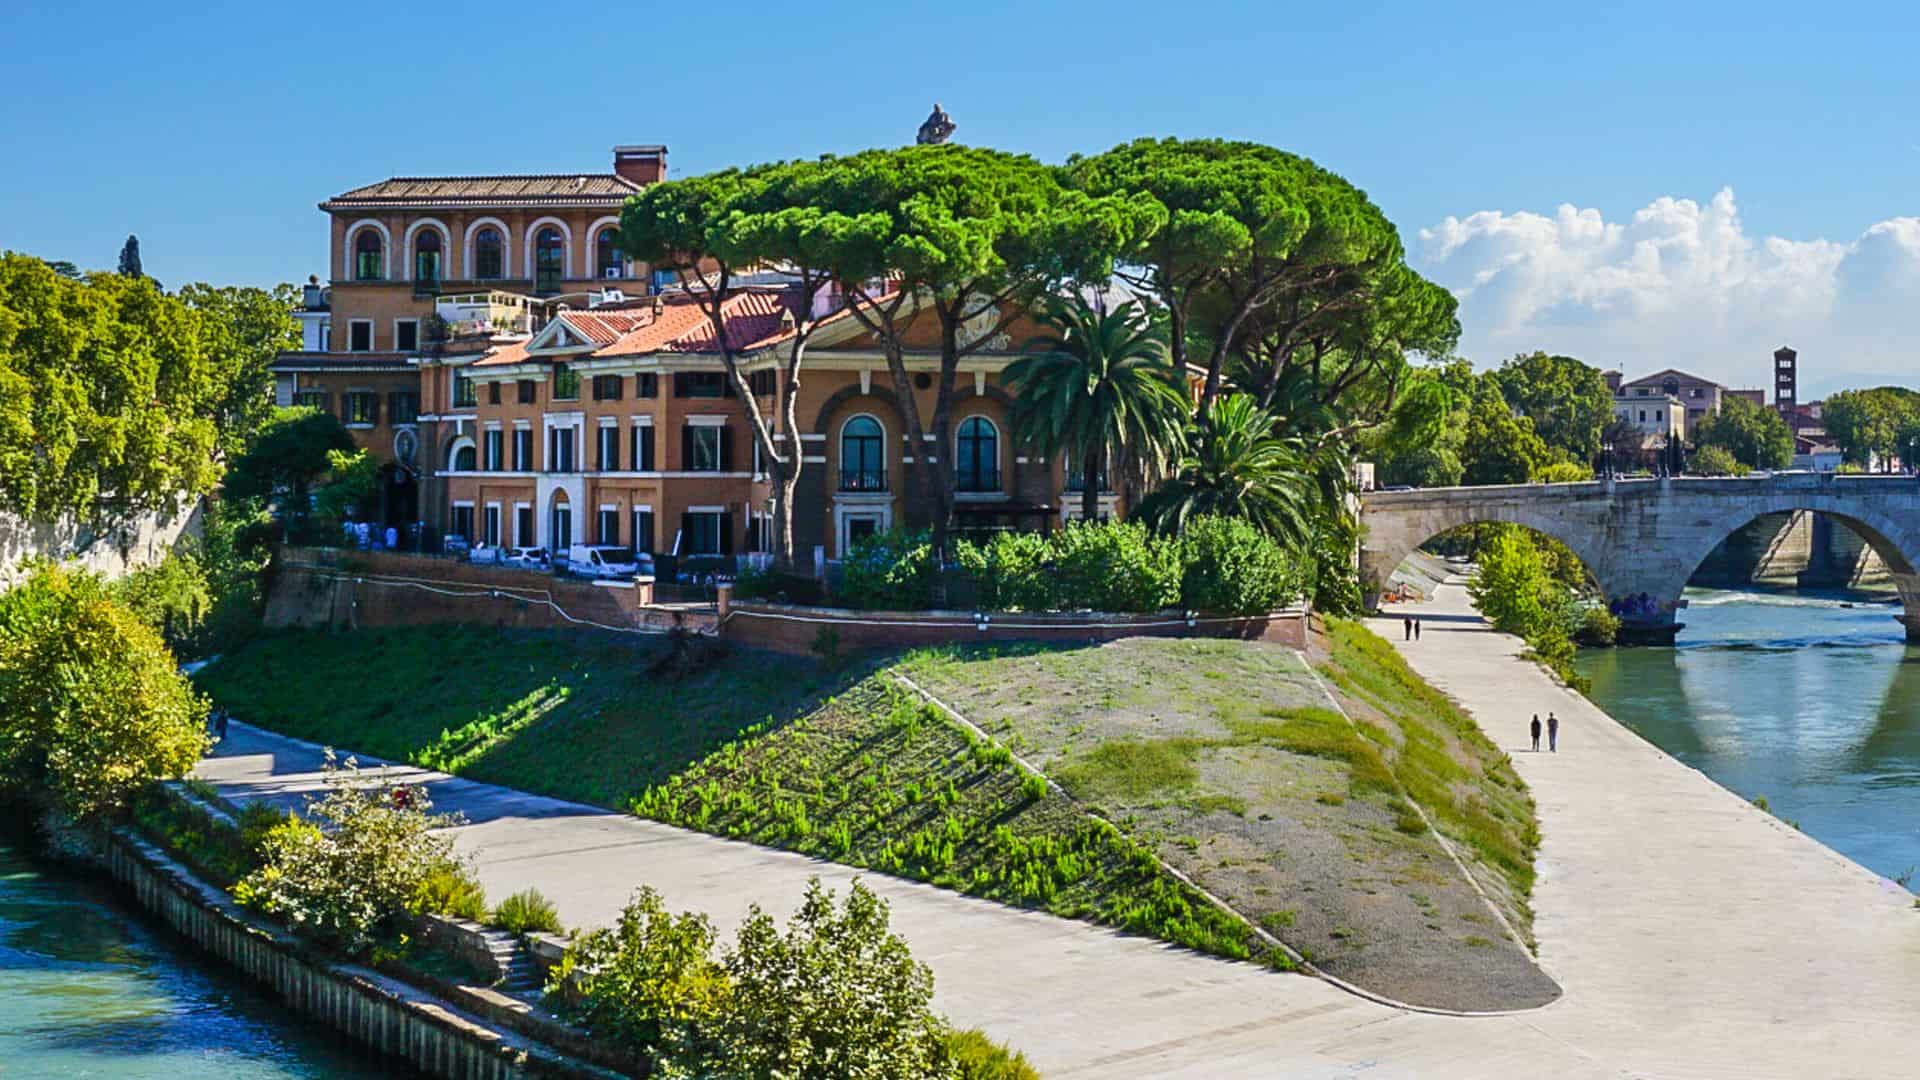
613, 145, 668, 186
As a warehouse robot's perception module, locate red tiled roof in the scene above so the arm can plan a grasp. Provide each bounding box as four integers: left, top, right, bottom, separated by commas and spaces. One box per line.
470, 341, 532, 369
321, 174, 641, 210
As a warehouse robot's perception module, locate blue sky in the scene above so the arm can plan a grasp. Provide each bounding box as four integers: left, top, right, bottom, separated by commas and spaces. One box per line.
4, 1, 1916, 391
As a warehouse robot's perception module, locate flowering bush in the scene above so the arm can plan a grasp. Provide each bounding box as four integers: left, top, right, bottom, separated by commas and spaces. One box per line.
234, 752, 477, 953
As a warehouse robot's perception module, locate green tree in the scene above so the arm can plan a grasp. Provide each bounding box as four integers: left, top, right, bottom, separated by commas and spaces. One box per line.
118, 235, 143, 278
1133, 393, 1314, 545
177, 282, 301, 458
223, 407, 357, 534
1065, 139, 1456, 424
1689, 445, 1748, 477
1460, 382, 1549, 485
312, 448, 380, 527
0, 563, 208, 819
1689, 396, 1792, 470
1003, 298, 1187, 521
1824, 387, 1920, 471
1490, 351, 1612, 462
787, 146, 1157, 563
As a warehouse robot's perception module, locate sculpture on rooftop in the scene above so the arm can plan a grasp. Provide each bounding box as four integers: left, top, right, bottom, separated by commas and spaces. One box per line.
916, 103, 956, 145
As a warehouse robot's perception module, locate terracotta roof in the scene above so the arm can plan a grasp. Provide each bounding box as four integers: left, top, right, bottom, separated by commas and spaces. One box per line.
470, 340, 533, 369
321, 174, 641, 210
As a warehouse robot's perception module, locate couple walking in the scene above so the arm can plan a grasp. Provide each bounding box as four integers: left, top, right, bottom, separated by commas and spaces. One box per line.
1530, 712, 1559, 752
1402, 616, 1422, 641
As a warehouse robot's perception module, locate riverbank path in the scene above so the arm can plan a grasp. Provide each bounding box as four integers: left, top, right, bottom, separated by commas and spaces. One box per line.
195, 578, 1920, 1076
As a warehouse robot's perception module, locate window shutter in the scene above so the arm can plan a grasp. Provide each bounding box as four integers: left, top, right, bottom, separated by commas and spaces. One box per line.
680, 511, 694, 556
719, 427, 733, 471
681, 426, 695, 471
673, 373, 687, 398
719, 509, 734, 555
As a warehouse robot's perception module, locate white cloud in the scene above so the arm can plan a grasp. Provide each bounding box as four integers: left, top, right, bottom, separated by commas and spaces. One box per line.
1416, 188, 1920, 394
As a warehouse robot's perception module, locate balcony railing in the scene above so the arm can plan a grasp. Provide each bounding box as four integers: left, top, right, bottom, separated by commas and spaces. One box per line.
956, 470, 1001, 494
839, 468, 887, 492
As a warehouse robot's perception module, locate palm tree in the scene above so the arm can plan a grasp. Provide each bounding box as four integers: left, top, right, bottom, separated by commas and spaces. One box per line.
1133, 393, 1317, 546
1003, 298, 1188, 522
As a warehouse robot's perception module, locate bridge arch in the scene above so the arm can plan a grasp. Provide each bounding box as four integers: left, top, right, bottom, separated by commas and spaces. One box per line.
1360, 477, 1920, 643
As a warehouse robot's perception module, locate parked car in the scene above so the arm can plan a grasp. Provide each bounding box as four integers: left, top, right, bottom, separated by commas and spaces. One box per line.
567, 545, 654, 579
502, 546, 551, 570
442, 533, 471, 557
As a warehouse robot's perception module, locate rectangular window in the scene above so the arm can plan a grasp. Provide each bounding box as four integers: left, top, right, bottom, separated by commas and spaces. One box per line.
484, 429, 503, 471
344, 391, 377, 426
348, 320, 373, 352
592, 374, 623, 401
632, 424, 655, 471
598, 426, 619, 471
674, 371, 728, 398
517, 379, 537, 404
632, 508, 654, 555
682, 424, 728, 471
598, 507, 620, 544
293, 388, 328, 414
553, 364, 580, 401
546, 427, 576, 473
635, 373, 658, 399
682, 510, 725, 555
748, 369, 776, 397
483, 504, 502, 546
453, 371, 477, 409
450, 504, 475, 543
395, 319, 419, 352
388, 391, 418, 425
515, 504, 535, 546
512, 428, 533, 471
488, 381, 502, 405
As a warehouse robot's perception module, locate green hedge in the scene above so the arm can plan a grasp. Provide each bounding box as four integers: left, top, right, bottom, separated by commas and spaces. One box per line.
833, 517, 1299, 616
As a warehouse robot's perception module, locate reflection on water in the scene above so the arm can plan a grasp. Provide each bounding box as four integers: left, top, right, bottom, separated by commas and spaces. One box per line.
0, 843, 413, 1077
1577, 588, 1920, 883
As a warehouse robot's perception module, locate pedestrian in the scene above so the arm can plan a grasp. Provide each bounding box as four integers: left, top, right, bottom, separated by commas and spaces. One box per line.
214, 707, 229, 741
1404, 616, 1413, 641
1530, 714, 1542, 752
1548, 711, 1560, 752
1414, 617, 1422, 641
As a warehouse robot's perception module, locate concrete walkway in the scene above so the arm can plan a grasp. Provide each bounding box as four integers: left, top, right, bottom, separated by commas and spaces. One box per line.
196, 583, 1920, 1077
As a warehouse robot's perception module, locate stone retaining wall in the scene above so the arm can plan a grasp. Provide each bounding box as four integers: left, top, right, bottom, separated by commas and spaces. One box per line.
103, 829, 623, 1079
717, 595, 1312, 656
266, 548, 656, 634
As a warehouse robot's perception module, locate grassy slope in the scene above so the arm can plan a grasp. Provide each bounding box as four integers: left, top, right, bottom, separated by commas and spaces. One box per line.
196, 626, 1281, 969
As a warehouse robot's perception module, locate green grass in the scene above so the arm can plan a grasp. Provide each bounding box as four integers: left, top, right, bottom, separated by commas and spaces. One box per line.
1055, 739, 1201, 800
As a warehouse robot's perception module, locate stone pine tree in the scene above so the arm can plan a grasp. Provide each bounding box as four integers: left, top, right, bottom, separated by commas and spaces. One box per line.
118, 234, 143, 278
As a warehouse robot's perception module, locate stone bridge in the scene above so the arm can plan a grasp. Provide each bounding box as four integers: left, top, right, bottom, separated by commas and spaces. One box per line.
1359, 474, 1920, 642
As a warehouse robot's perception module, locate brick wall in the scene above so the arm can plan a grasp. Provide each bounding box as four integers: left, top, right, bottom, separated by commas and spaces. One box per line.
265, 548, 651, 633
717, 599, 1311, 656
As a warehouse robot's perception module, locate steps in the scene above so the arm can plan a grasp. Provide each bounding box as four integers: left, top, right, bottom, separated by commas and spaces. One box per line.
473, 925, 542, 994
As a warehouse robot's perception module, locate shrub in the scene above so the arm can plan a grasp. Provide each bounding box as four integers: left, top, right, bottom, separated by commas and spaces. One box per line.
734, 566, 825, 606
234, 752, 472, 953
835, 528, 938, 610
1048, 520, 1181, 612
492, 887, 562, 935
0, 563, 209, 819
1531, 461, 1594, 483
959, 531, 1053, 611
560, 877, 963, 1079
1690, 445, 1751, 477
412, 862, 489, 922
1178, 515, 1300, 615
112, 552, 213, 654
1574, 604, 1620, 646
939, 1028, 1041, 1080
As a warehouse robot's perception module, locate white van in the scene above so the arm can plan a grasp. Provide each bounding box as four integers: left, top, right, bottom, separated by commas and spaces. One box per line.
567, 545, 653, 579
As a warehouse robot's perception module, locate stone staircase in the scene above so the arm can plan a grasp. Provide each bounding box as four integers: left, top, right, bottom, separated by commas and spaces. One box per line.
470, 926, 541, 994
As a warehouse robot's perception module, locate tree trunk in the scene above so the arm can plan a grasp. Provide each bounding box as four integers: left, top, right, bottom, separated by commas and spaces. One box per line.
1081, 448, 1100, 523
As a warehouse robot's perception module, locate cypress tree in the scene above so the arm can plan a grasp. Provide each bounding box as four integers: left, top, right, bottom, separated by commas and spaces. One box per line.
118, 234, 142, 277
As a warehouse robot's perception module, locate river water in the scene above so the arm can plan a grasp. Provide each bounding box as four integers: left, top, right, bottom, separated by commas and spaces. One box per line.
1577, 588, 1920, 884
0, 843, 413, 1078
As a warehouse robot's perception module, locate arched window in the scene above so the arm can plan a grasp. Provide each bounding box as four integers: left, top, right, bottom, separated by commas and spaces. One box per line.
596, 227, 623, 279
840, 415, 885, 491
354, 229, 384, 281
473, 227, 504, 279
955, 417, 999, 493
451, 440, 476, 472
535, 228, 565, 294
413, 229, 443, 286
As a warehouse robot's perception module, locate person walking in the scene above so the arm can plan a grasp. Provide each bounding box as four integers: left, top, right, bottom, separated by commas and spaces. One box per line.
1413, 617, 1422, 641
1547, 711, 1560, 752
1404, 616, 1413, 641
1530, 714, 1542, 752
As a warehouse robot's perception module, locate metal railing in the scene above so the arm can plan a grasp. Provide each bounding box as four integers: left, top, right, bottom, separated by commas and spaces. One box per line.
838, 468, 887, 492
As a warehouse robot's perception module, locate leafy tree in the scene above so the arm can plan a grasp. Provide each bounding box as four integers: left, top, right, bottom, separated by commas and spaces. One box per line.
1178, 514, 1301, 615
46, 260, 83, 280
235, 753, 473, 953
618, 165, 841, 570
118, 235, 143, 278
1532, 461, 1593, 483
1823, 387, 1920, 471
177, 282, 301, 458
113, 549, 212, 652
1065, 138, 1456, 424
222, 407, 356, 533
1133, 393, 1314, 545
1003, 298, 1187, 521
312, 447, 380, 526
1689, 396, 1792, 470
0, 563, 208, 819
1490, 351, 1612, 462
1459, 382, 1549, 485
786, 145, 1157, 563
559, 885, 731, 1065
0, 254, 219, 528
1689, 445, 1749, 477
